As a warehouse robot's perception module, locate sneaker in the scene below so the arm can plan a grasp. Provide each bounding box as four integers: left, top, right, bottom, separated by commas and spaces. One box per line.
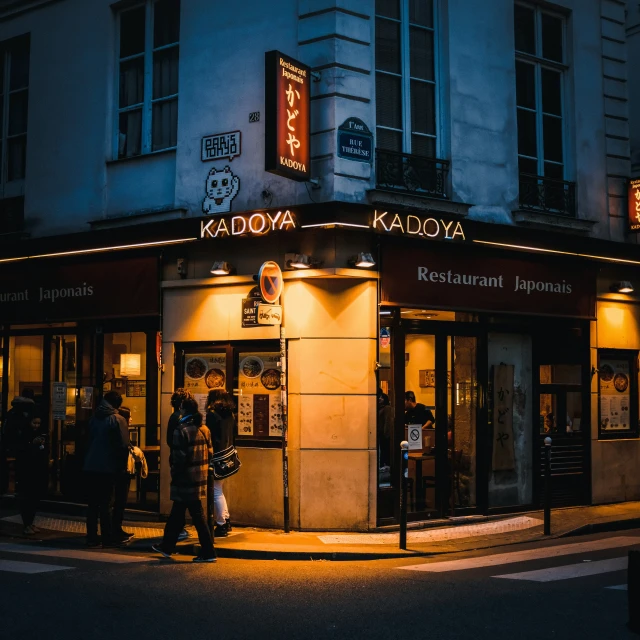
214, 523, 228, 538
151, 544, 172, 559
177, 529, 190, 541
225, 518, 232, 532
23, 525, 35, 535
115, 531, 135, 542
192, 556, 217, 563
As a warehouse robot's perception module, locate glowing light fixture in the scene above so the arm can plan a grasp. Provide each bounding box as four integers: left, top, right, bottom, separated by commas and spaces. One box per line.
120, 353, 141, 377
288, 254, 312, 269
611, 281, 634, 294
210, 261, 232, 276
350, 252, 376, 268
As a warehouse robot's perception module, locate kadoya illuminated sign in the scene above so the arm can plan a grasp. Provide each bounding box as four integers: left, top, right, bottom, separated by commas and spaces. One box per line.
201, 210, 297, 239
265, 50, 310, 182
372, 210, 466, 241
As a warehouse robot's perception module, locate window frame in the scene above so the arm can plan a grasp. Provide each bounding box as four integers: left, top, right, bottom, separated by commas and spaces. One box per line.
375, 0, 441, 158
0, 34, 30, 196
515, 1, 568, 180
597, 349, 640, 441
114, 0, 180, 160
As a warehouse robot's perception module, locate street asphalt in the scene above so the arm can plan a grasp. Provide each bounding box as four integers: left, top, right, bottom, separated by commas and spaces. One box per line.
0, 528, 638, 639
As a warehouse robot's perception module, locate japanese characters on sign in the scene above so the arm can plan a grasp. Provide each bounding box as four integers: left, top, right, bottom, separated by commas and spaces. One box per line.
201, 131, 241, 162
629, 179, 640, 233
492, 364, 515, 471
265, 50, 310, 182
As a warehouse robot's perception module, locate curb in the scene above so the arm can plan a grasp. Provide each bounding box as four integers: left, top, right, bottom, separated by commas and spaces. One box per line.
557, 518, 640, 539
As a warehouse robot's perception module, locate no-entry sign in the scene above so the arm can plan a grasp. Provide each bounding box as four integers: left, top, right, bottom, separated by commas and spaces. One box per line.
259, 261, 283, 304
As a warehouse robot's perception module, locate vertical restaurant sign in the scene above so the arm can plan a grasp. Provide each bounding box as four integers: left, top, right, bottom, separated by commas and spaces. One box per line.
265, 50, 310, 181
629, 179, 640, 232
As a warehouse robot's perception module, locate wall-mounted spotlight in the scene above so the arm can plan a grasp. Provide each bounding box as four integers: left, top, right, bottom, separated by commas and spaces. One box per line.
210, 261, 233, 276
349, 252, 376, 268
610, 281, 634, 294
287, 253, 313, 269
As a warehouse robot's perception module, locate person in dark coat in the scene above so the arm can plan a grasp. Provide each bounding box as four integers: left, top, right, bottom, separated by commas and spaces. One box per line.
111, 405, 134, 543
206, 389, 235, 537
83, 390, 129, 548
1, 392, 36, 496
153, 397, 216, 563
15, 413, 48, 535
167, 388, 193, 542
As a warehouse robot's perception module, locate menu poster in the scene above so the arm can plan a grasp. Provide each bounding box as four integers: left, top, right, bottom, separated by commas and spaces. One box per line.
599, 359, 631, 431
238, 352, 283, 437
184, 354, 226, 395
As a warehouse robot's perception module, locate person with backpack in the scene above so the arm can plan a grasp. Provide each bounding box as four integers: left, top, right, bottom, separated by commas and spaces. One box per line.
152, 397, 216, 563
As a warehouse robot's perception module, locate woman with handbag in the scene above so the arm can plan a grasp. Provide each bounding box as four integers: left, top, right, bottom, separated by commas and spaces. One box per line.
206, 389, 238, 537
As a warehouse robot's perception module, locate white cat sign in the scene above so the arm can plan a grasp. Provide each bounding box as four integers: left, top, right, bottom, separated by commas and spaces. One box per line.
202, 165, 240, 215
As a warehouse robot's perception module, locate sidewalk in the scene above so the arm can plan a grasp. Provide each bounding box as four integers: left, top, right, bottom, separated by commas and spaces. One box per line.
1, 502, 639, 560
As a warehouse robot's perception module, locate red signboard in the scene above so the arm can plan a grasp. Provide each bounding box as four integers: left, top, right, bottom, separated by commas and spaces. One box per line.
381, 242, 596, 319
629, 179, 640, 232
0, 256, 159, 324
265, 50, 310, 182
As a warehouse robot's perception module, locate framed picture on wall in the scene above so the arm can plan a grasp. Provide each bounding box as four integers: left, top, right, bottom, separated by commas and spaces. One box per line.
113, 378, 125, 392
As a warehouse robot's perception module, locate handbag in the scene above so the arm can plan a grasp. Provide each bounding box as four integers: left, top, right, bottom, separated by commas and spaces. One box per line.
210, 445, 241, 480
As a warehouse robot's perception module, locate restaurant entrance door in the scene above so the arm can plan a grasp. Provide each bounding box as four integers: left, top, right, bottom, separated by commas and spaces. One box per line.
377, 311, 486, 524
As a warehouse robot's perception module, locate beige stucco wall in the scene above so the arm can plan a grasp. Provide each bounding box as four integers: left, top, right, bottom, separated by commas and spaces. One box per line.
160, 275, 377, 530
591, 294, 640, 504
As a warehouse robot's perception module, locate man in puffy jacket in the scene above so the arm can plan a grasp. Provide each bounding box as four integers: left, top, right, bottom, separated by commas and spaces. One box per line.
83, 390, 129, 548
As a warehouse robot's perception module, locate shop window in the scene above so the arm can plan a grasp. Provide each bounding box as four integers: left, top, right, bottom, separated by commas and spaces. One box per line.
598, 350, 639, 440
115, 0, 180, 158
103, 332, 147, 445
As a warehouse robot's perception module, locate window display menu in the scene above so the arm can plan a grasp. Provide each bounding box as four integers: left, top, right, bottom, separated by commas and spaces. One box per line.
237, 352, 283, 437
599, 358, 631, 431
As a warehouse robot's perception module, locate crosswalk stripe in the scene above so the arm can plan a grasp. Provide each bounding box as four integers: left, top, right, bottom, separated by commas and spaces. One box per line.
0, 559, 73, 574
0, 543, 150, 564
400, 536, 640, 573
493, 557, 627, 582
606, 584, 628, 591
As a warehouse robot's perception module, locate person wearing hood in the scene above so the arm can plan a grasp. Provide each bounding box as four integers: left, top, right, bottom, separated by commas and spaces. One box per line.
1, 390, 36, 494
152, 397, 216, 563
206, 389, 235, 537
15, 412, 48, 535
83, 390, 129, 548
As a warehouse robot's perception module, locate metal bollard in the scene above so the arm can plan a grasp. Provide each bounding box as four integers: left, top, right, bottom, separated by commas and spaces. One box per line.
399, 441, 409, 550
207, 468, 215, 531
629, 550, 640, 634
544, 437, 552, 536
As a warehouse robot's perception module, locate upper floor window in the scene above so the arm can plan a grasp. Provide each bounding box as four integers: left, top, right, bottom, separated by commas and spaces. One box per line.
375, 0, 437, 158
515, 3, 567, 180
0, 34, 29, 185
116, 0, 180, 159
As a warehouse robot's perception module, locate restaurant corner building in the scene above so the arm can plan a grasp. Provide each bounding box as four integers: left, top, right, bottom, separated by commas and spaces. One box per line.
1, 0, 640, 531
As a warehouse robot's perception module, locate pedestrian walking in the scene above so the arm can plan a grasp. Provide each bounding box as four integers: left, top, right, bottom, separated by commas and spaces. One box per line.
15, 413, 48, 535
111, 405, 135, 543
168, 388, 193, 542
83, 390, 130, 548
153, 397, 216, 563
206, 389, 237, 537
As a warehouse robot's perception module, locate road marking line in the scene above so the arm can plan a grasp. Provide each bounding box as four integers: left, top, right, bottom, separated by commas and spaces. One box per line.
606, 584, 628, 591
400, 536, 640, 573
493, 557, 627, 582
0, 543, 150, 564
0, 559, 73, 574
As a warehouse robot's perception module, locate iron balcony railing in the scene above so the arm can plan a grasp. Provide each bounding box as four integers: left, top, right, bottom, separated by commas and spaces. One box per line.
519, 173, 576, 218
375, 148, 449, 199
